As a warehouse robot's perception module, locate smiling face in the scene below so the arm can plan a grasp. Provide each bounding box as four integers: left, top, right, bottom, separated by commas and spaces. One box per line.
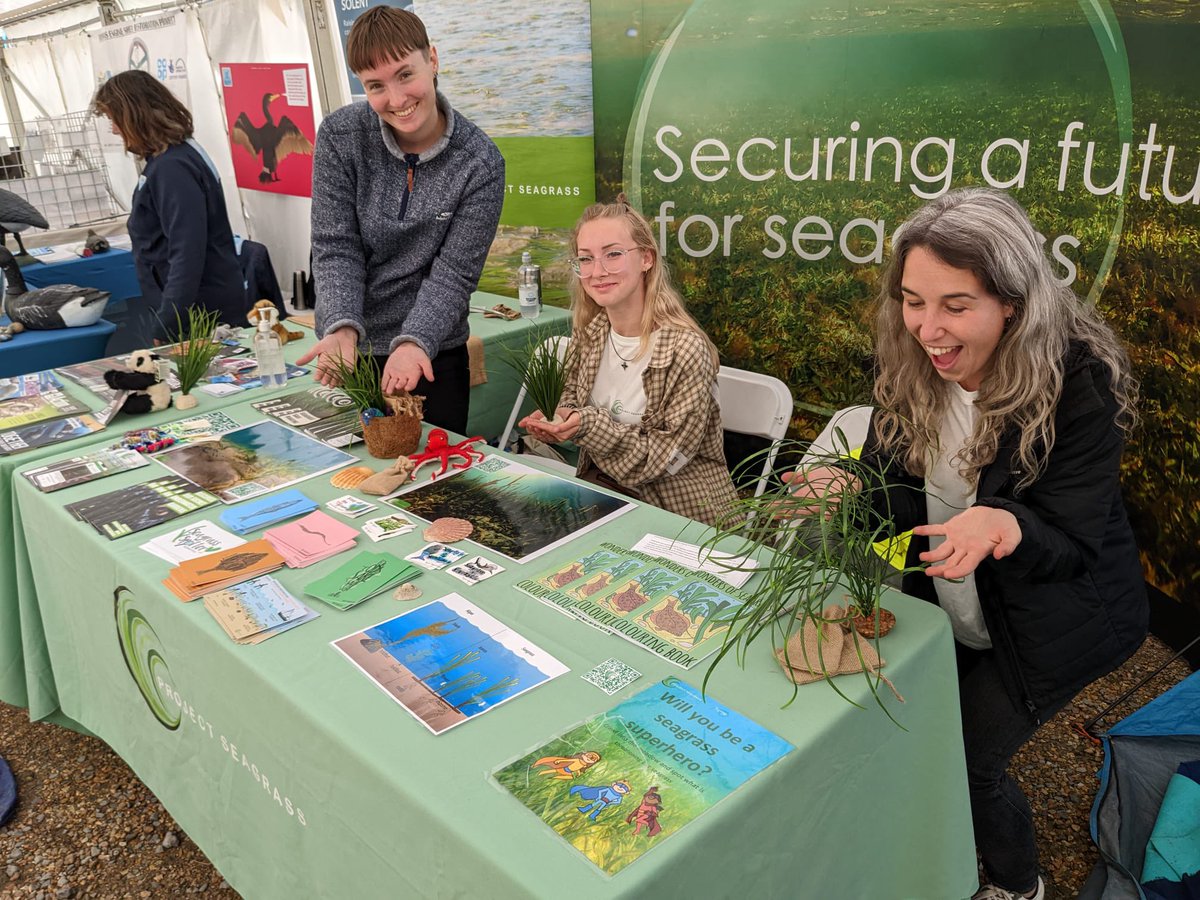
358, 47, 441, 153
575, 218, 652, 321
900, 245, 1013, 392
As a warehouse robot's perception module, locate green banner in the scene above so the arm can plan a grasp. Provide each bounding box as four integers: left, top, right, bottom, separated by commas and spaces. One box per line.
591, 0, 1200, 603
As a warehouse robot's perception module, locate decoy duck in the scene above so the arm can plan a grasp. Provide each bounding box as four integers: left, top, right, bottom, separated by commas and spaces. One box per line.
0, 247, 109, 329
0, 188, 49, 260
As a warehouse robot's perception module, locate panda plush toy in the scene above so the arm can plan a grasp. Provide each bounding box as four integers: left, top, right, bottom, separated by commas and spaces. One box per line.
103, 349, 173, 415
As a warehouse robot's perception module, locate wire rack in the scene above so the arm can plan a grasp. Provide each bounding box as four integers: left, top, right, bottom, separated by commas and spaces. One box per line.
0, 109, 125, 230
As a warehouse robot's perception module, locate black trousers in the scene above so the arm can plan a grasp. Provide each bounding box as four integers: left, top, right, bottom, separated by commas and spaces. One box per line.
373, 343, 469, 435
956, 643, 1072, 893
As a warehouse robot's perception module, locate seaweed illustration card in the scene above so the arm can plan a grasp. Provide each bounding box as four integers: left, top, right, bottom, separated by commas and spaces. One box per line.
492, 677, 793, 876
331, 593, 569, 735
304, 551, 417, 610
384, 456, 632, 562
153, 420, 356, 503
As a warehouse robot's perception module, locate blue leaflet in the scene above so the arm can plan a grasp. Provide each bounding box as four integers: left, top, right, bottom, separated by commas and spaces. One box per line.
219, 489, 317, 535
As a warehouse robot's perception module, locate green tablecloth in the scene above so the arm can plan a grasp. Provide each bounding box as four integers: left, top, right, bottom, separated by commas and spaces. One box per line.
0, 297, 569, 714
10, 394, 977, 898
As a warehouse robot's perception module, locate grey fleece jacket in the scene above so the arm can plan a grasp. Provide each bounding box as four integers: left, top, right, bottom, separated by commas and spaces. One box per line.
311, 93, 505, 359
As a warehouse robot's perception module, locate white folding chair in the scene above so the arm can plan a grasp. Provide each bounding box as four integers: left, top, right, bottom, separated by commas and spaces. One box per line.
498, 334, 577, 476
800, 405, 874, 465
716, 365, 793, 497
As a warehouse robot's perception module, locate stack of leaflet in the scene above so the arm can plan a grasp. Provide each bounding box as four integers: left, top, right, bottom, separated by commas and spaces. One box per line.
140, 521, 245, 564
219, 489, 317, 535
202, 575, 318, 644
304, 552, 420, 610
164, 539, 285, 601
263, 511, 358, 568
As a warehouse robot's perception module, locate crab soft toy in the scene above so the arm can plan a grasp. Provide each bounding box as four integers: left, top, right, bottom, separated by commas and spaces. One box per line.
408, 429, 486, 480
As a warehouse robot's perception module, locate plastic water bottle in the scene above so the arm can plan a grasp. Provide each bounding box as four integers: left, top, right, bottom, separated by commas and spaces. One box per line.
252, 308, 287, 389
518, 251, 541, 319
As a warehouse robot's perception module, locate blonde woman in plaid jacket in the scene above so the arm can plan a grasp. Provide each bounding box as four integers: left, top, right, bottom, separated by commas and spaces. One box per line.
520, 198, 738, 526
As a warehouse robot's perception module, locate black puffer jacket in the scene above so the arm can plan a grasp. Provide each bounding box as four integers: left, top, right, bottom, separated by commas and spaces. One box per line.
861, 342, 1148, 720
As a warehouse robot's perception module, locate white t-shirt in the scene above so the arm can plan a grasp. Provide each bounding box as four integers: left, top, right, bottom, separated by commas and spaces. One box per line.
591, 330, 657, 425
925, 385, 992, 650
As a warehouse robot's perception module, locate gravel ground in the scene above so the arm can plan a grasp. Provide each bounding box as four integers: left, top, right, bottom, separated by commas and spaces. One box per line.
0, 635, 1191, 899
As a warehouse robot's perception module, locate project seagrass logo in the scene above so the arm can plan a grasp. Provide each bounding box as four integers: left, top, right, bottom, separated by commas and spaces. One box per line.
114, 586, 181, 730
111, 586, 309, 826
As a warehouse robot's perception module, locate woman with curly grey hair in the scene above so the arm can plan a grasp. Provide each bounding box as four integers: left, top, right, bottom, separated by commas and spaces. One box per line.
791, 188, 1147, 900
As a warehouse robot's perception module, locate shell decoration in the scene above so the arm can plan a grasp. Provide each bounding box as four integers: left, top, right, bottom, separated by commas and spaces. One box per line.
422, 517, 474, 543
393, 583, 423, 602
331, 466, 375, 489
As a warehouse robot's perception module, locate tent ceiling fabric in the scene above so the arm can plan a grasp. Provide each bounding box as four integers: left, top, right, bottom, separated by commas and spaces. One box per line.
0, 0, 321, 299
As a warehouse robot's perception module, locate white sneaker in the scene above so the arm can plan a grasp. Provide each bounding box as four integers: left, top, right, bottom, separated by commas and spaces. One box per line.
971, 877, 1045, 900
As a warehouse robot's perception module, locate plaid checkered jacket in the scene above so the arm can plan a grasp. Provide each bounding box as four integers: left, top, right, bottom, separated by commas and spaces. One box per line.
562, 314, 739, 526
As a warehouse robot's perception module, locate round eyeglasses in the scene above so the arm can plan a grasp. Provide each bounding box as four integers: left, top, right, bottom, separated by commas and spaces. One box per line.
569, 247, 642, 277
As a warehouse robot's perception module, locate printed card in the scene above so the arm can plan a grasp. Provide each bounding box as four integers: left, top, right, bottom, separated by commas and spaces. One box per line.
406, 543, 467, 570
362, 514, 417, 542
327, 495, 377, 518
446, 556, 506, 586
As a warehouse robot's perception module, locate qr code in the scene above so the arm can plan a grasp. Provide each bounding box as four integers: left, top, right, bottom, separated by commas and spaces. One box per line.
476, 457, 507, 473
582, 658, 643, 695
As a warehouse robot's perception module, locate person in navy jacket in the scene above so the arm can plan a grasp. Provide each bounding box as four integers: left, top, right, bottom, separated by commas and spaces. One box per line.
92, 71, 244, 342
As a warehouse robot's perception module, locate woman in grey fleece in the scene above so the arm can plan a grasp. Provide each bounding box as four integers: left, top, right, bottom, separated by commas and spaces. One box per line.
299, 7, 505, 433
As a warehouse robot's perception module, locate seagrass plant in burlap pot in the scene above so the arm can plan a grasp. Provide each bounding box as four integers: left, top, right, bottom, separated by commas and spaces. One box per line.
698, 428, 928, 720
327, 350, 423, 458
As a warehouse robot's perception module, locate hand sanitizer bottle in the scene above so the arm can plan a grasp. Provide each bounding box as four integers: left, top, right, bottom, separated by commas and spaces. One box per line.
253, 308, 287, 388
518, 251, 541, 319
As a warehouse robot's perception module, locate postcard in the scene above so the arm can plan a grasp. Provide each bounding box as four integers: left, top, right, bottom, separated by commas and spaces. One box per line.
327, 495, 377, 518
141, 521, 246, 564
21, 448, 149, 493
304, 552, 418, 610
158, 412, 241, 443
492, 678, 793, 875
331, 593, 569, 735
163, 539, 285, 601
406, 543, 467, 571
202, 575, 318, 644
385, 456, 633, 563
264, 510, 359, 568
446, 556, 505, 586
152, 420, 356, 503
218, 489, 317, 534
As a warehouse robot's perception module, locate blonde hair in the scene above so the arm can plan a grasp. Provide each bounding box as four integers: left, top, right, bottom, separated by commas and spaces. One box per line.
569, 195, 718, 365
873, 188, 1137, 491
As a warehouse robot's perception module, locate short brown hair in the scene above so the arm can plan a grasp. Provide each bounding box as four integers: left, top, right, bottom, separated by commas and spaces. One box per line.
91, 70, 192, 158
346, 7, 430, 74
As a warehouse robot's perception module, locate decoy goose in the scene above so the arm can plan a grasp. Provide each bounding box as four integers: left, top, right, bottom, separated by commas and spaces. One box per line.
0, 189, 49, 259
0, 247, 109, 329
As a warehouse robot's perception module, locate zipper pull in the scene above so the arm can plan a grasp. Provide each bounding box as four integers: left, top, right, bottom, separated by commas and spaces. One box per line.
398, 153, 419, 220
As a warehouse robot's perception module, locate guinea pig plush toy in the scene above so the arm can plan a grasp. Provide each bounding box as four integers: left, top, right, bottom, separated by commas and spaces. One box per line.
247, 300, 304, 344
103, 349, 172, 415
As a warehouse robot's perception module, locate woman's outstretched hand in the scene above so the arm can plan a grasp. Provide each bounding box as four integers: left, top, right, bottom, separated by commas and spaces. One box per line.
914, 506, 1022, 579
519, 408, 581, 444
